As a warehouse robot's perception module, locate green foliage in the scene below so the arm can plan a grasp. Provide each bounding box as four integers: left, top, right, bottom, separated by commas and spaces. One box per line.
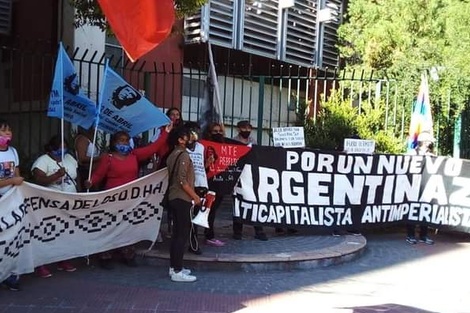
71, 0, 207, 31
338, 0, 470, 156
303, 94, 404, 154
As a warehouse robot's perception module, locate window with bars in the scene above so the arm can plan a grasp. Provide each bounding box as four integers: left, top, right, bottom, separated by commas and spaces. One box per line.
0, 0, 12, 35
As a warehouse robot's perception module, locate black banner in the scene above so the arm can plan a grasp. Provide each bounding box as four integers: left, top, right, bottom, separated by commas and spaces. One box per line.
232, 146, 470, 233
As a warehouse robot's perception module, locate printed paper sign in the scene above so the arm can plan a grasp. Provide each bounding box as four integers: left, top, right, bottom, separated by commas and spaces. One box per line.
272, 127, 305, 148
344, 138, 375, 154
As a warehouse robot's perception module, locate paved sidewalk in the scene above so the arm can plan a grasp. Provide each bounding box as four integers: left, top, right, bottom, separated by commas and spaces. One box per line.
2, 202, 470, 312
139, 207, 366, 271
1, 228, 469, 313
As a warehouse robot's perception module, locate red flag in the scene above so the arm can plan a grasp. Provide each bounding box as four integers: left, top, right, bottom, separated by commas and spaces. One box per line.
97, 0, 175, 62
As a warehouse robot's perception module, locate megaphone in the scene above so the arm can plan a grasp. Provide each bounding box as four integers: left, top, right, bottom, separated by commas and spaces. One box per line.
192, 191, 216, 228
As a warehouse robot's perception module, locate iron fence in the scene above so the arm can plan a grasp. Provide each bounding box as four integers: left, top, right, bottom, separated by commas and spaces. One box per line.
0, 44, 462, 178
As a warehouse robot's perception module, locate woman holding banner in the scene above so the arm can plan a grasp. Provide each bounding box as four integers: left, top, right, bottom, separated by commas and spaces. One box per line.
32, 135, 78, 277
201, 123, 233, 244
84, 125, 171, 269
0, 119, 24, 291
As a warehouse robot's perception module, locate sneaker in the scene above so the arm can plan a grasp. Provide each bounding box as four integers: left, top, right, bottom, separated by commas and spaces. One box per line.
168, 267, 191, 277
57, 261, 77, 272
206, 239, 225, 247
419, 237, 434, 245
232, 233, 242, 240
406, 236, 418, 244
36, 266, 52, 278
3, 276, 20, 291
254, 232, 268, 241
171, 271, 197, 282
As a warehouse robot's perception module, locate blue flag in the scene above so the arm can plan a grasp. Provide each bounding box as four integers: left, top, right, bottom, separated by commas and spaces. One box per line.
48, 43, 97, 129
97, 65, 170, 136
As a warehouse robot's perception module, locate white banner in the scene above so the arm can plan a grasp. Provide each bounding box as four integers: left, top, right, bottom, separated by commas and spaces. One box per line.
0, 169, 168, 282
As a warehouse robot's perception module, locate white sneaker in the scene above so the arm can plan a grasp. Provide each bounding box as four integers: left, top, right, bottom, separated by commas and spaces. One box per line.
168, 267, 191, 277
171, 271, 197, 282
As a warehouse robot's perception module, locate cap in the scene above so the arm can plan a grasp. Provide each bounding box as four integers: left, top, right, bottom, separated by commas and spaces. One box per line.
237, 120, 252, 128
417, 132, 435, 143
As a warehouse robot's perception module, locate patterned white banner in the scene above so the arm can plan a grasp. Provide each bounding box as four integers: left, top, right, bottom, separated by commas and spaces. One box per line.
0, 169, 168, 281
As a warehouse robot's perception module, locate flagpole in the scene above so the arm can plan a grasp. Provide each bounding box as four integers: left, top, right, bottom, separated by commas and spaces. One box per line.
207, 42, 223, 126
60, 43, 66, 190
87, 60, 107, 190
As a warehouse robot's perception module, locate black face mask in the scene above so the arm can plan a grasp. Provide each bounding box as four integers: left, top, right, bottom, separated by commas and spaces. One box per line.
186, 141, 196, 151
239, 131, 251, 139
212, 133, 224, 143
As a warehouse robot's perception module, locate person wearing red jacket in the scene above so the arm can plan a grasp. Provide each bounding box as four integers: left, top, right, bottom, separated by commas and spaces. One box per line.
85, 125, 171, 269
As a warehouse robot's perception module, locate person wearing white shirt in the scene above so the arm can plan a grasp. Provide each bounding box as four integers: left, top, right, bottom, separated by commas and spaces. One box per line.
31, 135, 78, 278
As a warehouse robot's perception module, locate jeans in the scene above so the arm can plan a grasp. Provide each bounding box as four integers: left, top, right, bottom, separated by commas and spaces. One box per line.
169, 198, 192, 271
407, 224, 428, 239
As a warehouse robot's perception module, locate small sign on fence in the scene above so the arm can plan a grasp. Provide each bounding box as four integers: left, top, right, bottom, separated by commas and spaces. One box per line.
272, 127, 305, 148
344, 138, 376, 154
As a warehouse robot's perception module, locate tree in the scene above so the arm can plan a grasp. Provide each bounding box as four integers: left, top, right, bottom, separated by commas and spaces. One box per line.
71, 0, 207, 31
338, 0, 470, 155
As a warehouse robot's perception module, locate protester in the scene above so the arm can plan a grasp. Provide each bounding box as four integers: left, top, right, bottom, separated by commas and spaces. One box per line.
166, 127, 200, 282
31, 135, 78, 277
149, 107, 184, 236
184, 122, 224, 253
150, 107, 184, 169
84, 126, 171, 269
233, 120, 257, 145
232, 121, 267, 240
74, 126, 101, 191
201, 122, 232, 245
406, 131, 435, 245
0, 119, 24, 291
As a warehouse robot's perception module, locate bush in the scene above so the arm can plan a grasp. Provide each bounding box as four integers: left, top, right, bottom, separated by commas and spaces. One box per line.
302, 94, 405, 154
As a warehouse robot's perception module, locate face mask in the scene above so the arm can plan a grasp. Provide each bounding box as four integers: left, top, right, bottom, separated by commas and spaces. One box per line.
51, 148, 67, 158
115, 144, 132, 155
0, 135, 12, 146
239, 131, 251, 139
211, 133, 224, 143
187, 141, 196, 151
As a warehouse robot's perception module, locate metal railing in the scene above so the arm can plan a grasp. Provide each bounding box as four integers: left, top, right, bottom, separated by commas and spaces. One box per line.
1, 44, 459, 177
